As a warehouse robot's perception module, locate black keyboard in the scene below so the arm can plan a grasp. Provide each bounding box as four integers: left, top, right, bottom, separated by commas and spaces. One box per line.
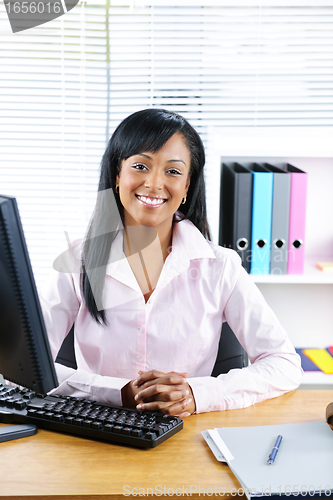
0, 384, 183, 448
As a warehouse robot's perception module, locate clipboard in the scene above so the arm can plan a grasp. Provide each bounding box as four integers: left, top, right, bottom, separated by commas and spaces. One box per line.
202, 421, 333, 500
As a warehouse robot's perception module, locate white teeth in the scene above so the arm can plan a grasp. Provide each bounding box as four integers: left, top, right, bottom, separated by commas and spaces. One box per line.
137, 196, 165, 206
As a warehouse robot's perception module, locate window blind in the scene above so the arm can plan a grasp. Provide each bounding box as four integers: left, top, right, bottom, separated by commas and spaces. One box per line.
0, 1, 332, 286
0, 0, 108, 286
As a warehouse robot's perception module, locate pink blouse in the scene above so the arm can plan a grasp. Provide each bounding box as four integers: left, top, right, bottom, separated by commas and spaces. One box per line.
40, 219, 302, 413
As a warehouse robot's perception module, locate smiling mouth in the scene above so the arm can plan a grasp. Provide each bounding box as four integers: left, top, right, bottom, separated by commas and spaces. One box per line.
136, 195, 167, 207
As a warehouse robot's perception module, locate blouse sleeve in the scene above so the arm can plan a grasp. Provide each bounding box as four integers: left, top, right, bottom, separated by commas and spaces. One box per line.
187, 263, 303, 414
39, 269, 130, 406
39, 268, 80, 359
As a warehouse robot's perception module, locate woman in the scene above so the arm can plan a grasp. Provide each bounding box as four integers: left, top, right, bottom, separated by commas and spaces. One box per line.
41, 108, 302, 417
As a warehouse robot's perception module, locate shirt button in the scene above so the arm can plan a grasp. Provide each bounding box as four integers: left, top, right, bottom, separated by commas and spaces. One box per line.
138, 326, 144, 333
138, 357, 143, 363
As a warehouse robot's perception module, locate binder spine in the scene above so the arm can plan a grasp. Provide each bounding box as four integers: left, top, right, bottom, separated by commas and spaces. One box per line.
220, 163, 252, 273
250, 170, 273, 275
287, 166, 308, 274
270, 169, 291, 275
235, 173, 252, 272
220, 163, 235, 251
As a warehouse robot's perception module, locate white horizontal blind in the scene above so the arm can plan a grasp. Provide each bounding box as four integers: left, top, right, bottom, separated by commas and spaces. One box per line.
108, 3, 333, 240
0, 0, 108, 287
108, 4, 333, 136
0, 2, 333, 287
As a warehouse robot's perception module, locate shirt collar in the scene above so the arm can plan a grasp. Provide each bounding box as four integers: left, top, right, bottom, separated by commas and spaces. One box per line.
167, 218, 216, 274
105, 218, 216, 283
105, 229, 140, 291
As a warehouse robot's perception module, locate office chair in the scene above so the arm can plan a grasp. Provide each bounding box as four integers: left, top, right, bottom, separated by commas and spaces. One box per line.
211, 322, 248, 376
55, 324, 77, 369
55, 322, 248, 375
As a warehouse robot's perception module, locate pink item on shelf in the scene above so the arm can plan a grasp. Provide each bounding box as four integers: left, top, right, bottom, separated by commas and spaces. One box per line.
287, 164, 308, 274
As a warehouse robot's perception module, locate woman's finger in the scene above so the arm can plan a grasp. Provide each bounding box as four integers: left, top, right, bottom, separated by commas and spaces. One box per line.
135, 384, 189, 403
161, 396, 196, 417
132, 369, 163, 387
133, 370, 188, 388
136, 397, 193, 413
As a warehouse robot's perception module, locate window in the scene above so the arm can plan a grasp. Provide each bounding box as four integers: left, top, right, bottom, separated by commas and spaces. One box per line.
1, 1, 332, 286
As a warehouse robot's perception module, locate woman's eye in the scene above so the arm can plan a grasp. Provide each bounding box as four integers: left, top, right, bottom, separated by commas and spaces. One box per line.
167, 168, 182, 175
132, 163, 147, 170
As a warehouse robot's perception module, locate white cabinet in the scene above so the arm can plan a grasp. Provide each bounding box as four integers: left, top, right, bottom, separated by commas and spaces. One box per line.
206, 127, 333, 388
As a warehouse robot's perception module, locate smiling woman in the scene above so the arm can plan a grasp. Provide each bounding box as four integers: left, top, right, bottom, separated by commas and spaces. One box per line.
117, 132, 191, 251
81, 108, 210, 322
39, 108, 302, 419
116, 132, 192, 303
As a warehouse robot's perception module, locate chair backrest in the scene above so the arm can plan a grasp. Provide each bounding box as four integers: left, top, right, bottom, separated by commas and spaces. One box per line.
211, 322, 248, 376
55, 324, 77, 369
55, 322, 248, 375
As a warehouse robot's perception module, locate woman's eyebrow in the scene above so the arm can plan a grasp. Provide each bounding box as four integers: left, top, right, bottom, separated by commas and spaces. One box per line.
135, 153, 187, 166
136, 153, 152, 160
167, 159, 187, 166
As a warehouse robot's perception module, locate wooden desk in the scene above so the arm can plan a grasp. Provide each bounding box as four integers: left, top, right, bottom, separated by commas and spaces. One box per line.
0, 390, 332, 500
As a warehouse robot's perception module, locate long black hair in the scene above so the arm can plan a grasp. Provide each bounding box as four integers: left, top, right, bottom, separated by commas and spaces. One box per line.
81, 108, 211, 325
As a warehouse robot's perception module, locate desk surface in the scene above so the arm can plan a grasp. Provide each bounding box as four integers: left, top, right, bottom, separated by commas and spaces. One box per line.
1, 390, 332, 500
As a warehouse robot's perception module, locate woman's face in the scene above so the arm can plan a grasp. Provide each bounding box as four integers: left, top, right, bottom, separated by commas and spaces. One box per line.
116, 132, 191, 236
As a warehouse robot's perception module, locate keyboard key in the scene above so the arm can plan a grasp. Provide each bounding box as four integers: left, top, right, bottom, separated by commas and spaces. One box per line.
23, 392, 35, 400
169, 417, 182, 426
28, 403, 47, 410
145, 432, 157, 440
91, 422, 103, 431
104, 424, 114, 432
121, 427, 131, 435
4, 398, 15, 408
14, 399, 27, 411
53, 414, 65, 423
112, 426, 123, 434
131, 429, 143, 438
152, 425, 164, 437
5, 388, 17, 396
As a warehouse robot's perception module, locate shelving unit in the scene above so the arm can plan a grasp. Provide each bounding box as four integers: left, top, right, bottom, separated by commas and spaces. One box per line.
251, 259, 333, 284
206, 127, 333, 388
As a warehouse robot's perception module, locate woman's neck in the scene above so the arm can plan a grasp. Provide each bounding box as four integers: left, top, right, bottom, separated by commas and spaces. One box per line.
123, 224, 173, 301
123, 223, 172, 262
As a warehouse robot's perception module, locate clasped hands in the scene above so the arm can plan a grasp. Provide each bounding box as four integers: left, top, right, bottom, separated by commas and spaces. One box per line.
121, 370, 195, 418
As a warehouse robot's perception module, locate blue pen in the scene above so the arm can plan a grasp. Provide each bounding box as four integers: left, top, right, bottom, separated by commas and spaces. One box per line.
267, 435, 283, 465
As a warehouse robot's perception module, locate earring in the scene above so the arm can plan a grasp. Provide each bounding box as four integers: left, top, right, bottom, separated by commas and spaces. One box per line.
115, 184, 119, 193
181, 196, 187, 205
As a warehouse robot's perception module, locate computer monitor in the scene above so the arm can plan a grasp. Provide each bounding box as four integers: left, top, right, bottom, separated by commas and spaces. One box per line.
0, 195, 58, 394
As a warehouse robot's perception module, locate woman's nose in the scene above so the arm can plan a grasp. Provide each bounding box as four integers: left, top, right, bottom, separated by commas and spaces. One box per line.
145, 170, 163, 190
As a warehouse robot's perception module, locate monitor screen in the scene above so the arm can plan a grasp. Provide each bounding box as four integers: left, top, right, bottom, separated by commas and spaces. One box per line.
0, 195, 58, 394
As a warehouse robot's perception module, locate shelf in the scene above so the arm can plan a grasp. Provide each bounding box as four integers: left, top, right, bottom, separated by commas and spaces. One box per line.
206, 127, 333, 387
300, 371, 333, 387
250, 258, 333, 284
